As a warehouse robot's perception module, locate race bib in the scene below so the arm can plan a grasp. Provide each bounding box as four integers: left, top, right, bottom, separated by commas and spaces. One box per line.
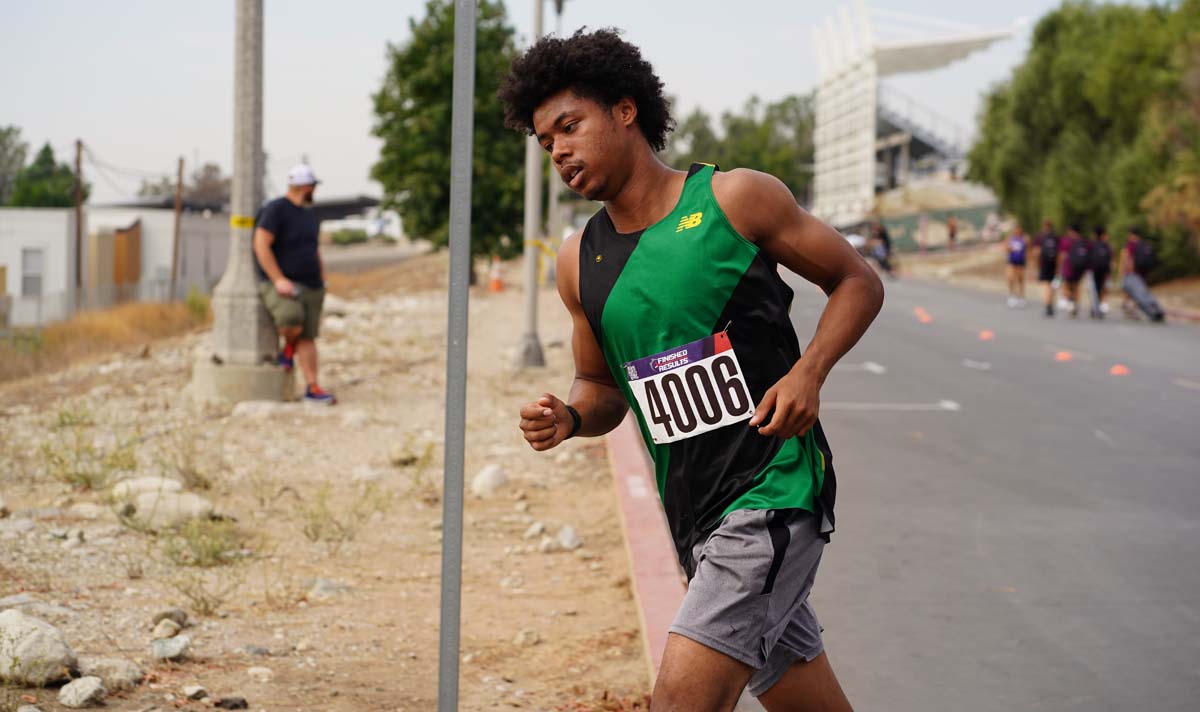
623, 332, 755, 445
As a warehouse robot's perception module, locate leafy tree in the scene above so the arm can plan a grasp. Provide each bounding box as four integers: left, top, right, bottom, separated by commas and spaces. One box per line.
8, 143, 89, 207
371, 0, 524, 263
668, 94, 815, 202
137, 162, 231, 206
0, 125, 28, 205
968, 0, 1200, 279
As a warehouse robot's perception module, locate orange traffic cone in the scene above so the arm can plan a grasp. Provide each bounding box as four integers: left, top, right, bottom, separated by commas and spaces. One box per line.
488, 255, 504, 293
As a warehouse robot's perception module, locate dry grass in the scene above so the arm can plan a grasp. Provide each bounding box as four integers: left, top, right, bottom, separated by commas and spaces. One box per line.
0, 301, 206, 384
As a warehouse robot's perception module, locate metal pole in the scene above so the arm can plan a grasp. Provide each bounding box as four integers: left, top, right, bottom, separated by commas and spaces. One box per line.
439, 1, 476, 709
74, 139, 83, 311
516, 0, 545, 367
543, 1, 564, 286
170, 156, 184, 300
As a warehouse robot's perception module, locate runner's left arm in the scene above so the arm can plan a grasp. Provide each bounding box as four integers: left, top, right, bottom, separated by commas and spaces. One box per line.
713, 169, 885, 439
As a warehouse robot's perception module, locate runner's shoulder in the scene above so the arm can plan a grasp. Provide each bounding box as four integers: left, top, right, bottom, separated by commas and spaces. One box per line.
711, 168, 800, 242
556, 228, 585, 305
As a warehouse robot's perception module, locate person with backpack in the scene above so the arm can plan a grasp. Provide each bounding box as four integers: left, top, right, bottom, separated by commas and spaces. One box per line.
1120, 226, 1165, 322
1005, 223, 1029, 308
1089, 227, 1113, 319
1036, 219, 1060, 317
1059, 224, 1091, 318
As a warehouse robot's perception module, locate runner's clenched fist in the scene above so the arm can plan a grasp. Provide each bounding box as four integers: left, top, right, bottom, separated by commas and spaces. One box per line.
518, 394, 572, 451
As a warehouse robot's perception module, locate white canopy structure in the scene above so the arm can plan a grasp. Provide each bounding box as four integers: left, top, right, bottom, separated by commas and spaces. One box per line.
810, 2, 1013, 228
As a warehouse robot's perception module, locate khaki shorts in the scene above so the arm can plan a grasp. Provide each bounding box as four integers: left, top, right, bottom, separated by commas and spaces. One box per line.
257, 281, 324, 340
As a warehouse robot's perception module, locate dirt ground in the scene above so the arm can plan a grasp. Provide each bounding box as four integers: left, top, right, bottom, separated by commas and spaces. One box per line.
0, 252, 651, 711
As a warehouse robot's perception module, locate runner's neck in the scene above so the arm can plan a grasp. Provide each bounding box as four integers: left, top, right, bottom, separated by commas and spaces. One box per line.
604, 154, 686, 235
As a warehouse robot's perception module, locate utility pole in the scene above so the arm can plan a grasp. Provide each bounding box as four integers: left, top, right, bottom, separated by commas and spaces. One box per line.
170, 156, 184, 300
516, 0, 546, 368
192, 0, 289, 403
543, 0, 565, 286
74, 138, 83, 309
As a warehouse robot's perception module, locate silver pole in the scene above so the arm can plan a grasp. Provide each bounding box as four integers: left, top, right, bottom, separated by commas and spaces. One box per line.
543, 0, 564, 286
516, 0, 545, 367
438, 1, 476, 710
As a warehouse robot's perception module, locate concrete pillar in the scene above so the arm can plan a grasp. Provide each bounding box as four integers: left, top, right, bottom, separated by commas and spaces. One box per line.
192, 0, 292, 403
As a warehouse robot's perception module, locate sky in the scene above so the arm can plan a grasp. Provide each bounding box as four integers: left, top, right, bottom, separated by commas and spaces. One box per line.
0, 0, 1109, 203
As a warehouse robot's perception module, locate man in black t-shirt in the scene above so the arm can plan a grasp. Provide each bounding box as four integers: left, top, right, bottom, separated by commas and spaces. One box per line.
1035, 219, 1060, 317
252, 164, 336, 405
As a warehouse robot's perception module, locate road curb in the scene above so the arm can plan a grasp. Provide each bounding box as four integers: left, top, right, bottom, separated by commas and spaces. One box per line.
605, 412, 686, 689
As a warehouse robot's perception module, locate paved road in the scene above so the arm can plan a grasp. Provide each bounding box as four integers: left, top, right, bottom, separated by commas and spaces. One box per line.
781, 274, 1200, 711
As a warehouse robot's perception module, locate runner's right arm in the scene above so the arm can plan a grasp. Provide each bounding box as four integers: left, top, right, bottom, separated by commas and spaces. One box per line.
518, 231, 629, 452
252, 227, 295, 296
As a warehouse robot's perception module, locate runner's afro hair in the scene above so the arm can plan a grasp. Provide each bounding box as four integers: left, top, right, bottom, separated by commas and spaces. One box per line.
498, 28, 675, 152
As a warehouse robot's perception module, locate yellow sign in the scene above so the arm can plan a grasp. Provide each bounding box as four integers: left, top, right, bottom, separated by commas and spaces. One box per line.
230, 215, 255, 229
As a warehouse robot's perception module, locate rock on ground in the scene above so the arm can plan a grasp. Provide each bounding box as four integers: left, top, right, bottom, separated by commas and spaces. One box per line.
0, 494, 8, 517
152, 607, 189, 628
131, 491, 214, 530
58, 676, 106, 708
77, 656, 143, 692
0, 609, 78, 686
513, 628, 540, 647
151, 618, 182, 639
557, 525, 583, 551
151, 634, 191, 661
110, 476, 183, 499
471, 464, 507, 498
215, 697, 249, 710
183, 684, 208, 700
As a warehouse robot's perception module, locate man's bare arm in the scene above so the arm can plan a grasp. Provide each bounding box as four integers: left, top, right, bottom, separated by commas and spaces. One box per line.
714, 169, 884, 437
518, 232, 629, 451
252, 227, 297, 295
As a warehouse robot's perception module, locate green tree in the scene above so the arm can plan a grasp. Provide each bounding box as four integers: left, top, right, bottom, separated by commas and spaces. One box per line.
968, 0, 1200, 279
8, 143, 89, 207
371, 0, 523, 265
0, 125, 28, 205
668, 94, 815, 202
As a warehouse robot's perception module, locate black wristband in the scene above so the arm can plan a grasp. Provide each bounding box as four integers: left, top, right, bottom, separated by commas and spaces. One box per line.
565, 404, 582, 439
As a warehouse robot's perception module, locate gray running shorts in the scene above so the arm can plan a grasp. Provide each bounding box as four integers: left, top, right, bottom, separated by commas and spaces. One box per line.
669, 507, 825, 698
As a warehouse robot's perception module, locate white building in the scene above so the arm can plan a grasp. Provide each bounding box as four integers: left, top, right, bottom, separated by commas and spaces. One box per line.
0, 206, 227, 328
0, 208, 80, 327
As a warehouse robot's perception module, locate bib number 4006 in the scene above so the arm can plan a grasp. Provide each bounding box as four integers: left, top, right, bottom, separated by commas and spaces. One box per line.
643, 355, 750, 438
624, 332, 755, 445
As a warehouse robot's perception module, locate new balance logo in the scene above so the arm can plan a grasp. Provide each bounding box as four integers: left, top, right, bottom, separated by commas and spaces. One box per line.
676, 212, 703, 232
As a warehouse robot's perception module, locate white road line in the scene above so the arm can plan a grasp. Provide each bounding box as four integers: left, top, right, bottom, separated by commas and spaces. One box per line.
625, 474, 651, 500
836, 361, 887, 375
824, 400, 962, 412
1174, 378, 1200, 392
961, 358, 992, 371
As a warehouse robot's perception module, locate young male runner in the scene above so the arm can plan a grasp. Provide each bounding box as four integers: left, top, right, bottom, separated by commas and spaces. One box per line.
1036, 219, 1060, 317
501, 30, 883, 711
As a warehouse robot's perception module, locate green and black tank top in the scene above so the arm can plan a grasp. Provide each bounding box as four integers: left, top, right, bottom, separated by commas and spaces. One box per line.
578, 163, 836, 574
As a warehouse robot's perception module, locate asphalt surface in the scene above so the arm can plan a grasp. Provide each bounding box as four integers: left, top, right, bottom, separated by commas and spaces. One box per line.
774, 272, 1200, 711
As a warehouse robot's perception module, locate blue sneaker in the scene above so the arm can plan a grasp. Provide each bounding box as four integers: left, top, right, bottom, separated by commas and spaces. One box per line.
304, 386, 337, 406
277, 351, 294, 372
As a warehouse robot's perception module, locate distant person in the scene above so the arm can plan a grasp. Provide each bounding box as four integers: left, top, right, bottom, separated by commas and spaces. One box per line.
1036, 219, 1060, 317
1005, 224, 1029, 308
1059, 224, 1090, 318
252, 164, 337, 404
871, 221, 895, 279
1120, 226, 1165, 322
1089, 226, 1113, 319
946, 214, 958, 250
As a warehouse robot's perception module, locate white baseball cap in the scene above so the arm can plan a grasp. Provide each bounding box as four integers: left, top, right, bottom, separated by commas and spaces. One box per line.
287, 163, 320, 186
